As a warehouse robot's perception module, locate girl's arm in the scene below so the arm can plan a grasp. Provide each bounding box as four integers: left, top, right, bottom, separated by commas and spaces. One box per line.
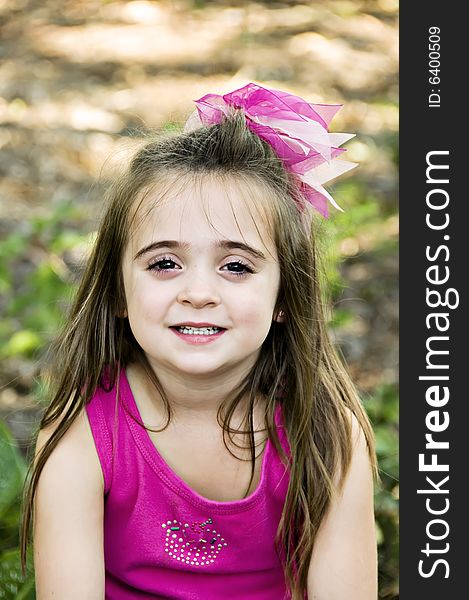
307, 414, 378, 600
33, 408, 105, 599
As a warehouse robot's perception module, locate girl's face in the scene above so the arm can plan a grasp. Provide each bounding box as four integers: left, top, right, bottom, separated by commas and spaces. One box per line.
122, 176, 281, 383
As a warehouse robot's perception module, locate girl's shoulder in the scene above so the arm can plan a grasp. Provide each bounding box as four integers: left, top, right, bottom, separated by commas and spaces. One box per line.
35, 400, 104, 493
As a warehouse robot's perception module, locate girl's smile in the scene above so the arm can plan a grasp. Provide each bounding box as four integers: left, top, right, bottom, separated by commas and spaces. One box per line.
170, 324, 227, 344
122, 176, 281, 388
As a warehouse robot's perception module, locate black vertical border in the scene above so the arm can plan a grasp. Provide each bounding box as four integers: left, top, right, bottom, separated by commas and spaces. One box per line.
400, 4, 466, 598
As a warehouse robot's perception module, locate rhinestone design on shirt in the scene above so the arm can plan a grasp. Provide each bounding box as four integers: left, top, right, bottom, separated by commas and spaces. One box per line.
162, 518, 228, 566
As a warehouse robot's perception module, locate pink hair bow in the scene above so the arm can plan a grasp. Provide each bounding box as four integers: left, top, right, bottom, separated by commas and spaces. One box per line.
184, 82, 357, 218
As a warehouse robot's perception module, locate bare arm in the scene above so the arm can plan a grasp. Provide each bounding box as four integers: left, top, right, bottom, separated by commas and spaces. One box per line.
33, 407, 105, 599
307, 415, 378, 600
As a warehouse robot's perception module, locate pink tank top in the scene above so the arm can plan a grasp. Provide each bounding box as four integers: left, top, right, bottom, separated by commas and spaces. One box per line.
85, 368, 291, 599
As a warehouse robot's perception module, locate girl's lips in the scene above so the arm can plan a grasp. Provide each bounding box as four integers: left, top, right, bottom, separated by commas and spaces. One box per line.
172, 322, 223, 328
170, 327, 226, 345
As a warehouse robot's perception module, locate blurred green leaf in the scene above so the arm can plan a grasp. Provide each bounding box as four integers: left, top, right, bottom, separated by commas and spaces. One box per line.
3, 331, 42, 359
0, 421, 26, 521
0, 548, 35, 600
1, 201, 82, 359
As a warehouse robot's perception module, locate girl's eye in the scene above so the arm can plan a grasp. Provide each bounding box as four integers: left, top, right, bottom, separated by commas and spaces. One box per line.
147, 258, 180, 273
222, 261, 254, 278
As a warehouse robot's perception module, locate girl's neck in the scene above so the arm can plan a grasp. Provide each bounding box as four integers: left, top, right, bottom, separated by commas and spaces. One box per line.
126, 362, 262, 425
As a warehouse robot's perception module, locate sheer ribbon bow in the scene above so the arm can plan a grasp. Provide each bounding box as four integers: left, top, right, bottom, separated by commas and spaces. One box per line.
184, 82, 357, 218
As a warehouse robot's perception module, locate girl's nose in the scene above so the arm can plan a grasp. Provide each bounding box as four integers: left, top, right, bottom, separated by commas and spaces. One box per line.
176, 270, 221, 308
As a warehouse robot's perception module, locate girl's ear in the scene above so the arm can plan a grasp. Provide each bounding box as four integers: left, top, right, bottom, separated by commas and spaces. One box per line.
273, 309, 285, 323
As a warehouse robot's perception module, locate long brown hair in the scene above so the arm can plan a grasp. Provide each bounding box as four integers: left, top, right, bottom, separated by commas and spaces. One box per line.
20, 111, 377, 598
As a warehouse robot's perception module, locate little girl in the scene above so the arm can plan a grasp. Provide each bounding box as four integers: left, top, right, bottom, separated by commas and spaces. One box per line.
21, 83, 378, 599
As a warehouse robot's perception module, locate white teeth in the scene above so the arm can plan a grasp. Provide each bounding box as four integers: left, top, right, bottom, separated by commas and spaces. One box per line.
176, 326, 221, 335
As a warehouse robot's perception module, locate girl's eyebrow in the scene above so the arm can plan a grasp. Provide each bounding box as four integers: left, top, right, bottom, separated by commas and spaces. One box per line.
134, 240, 267, 261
